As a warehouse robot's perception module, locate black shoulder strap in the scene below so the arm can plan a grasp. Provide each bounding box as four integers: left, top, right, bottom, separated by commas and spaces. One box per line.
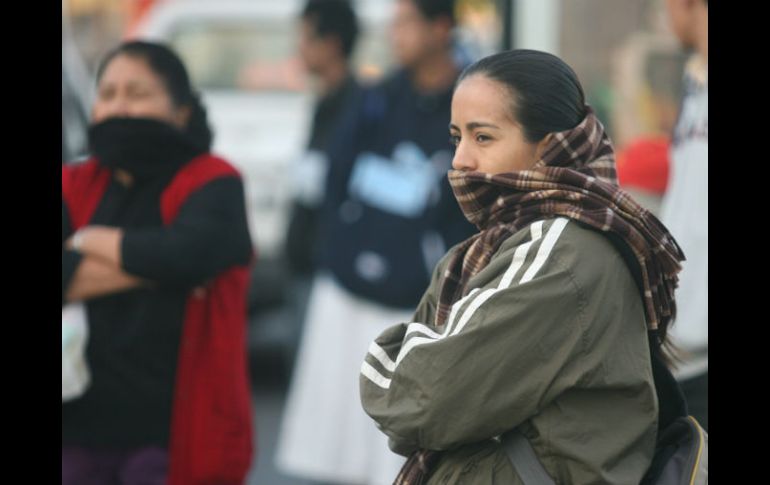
649, 333, 689, 434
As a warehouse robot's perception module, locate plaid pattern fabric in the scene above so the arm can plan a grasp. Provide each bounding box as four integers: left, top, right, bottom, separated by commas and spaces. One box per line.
394, 107, 685, 485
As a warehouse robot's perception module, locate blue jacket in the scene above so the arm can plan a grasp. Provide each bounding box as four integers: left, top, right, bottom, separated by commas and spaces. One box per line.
318, 69, 475, 309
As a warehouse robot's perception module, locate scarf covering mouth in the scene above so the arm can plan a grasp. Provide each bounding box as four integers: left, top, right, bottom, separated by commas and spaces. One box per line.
88, 117, 206, 181
394, 106, 685, 485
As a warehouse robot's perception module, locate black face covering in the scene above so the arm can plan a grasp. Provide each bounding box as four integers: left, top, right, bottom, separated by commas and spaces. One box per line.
88, 117, 206, 181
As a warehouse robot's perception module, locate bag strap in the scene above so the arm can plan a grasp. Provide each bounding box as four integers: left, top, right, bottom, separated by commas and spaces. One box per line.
501, 428, 556, 485
648, 332, 689, 433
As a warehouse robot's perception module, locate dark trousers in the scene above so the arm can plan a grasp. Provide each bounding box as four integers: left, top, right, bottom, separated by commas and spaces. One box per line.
680, 371, 708, 432
61, 446, 168, 485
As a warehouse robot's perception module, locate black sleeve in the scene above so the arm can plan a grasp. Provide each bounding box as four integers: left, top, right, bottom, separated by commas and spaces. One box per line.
313, 92, 366, 259
62, 199, 83, 306
121, 176, 253, 287
321, 90, 366, 212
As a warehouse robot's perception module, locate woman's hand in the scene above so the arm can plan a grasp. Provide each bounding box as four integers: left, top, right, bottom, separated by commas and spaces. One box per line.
66, 226, 125, 267
64, 256, 147, 303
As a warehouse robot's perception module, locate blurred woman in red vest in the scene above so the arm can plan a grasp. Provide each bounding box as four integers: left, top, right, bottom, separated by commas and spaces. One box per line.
62, 41, 254, 485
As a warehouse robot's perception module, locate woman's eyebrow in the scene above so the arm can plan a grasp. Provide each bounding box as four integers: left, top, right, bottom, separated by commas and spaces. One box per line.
448, 122, 501, 131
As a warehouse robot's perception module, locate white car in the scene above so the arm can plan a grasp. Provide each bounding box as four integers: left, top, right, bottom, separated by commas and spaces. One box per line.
133, 0, 393, 263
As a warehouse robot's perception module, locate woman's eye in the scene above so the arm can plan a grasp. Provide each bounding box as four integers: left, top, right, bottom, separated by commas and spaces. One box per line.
449, 135, 460, 146
98, 88, 114, 101
475, 134, 491, 143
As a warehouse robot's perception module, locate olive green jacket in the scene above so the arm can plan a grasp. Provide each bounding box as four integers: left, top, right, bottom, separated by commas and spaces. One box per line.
360, 218, 658, 484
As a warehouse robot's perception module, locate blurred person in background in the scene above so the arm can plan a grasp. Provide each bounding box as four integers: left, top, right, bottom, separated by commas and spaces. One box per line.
283, 0, 363, 364
360, 49, 686, 485
616, 136, 670, 215
62, 41, 255, 485
275, 0, 475, 483
660, 0, 708, 430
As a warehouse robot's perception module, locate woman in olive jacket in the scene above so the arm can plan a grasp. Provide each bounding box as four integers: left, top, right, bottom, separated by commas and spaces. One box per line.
360, 50, 685, 484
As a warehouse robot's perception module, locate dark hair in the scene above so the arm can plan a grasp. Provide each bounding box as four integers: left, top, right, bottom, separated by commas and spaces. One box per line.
457, 49, 587, 143
96, 41, 213, 150
302, 0, 359, 59
410, 0, 457, 26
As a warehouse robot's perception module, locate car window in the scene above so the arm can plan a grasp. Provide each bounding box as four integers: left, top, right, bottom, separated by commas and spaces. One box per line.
167, 18, 392, 93
170, 21, 305, 92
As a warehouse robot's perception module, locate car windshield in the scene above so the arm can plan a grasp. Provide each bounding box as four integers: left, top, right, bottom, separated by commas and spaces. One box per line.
169, 20, 306, 92
168, 16, 391, 93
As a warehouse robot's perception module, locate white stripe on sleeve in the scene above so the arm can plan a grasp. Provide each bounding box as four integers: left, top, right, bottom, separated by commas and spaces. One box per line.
361, 361, 392, 389
444, 288, 481, 335
498, 220, 545, 289
519, 218, 569, 284
368, 341, 396, 373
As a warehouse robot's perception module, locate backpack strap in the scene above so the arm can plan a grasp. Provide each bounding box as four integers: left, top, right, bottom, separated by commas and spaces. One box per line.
501, 428, 556, 485
648, 332, 689, 433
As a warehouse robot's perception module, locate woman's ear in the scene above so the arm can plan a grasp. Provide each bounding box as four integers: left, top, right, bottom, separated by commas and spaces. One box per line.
535, 133, 554, 159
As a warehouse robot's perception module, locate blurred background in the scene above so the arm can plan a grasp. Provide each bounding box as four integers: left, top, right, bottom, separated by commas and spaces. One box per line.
62, 1, 688, 483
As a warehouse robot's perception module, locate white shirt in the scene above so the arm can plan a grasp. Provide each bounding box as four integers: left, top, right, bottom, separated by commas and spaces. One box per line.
660, 55, 708, 379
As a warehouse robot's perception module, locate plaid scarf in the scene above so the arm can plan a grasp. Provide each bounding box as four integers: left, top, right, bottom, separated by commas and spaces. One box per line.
393, 107, 685, 485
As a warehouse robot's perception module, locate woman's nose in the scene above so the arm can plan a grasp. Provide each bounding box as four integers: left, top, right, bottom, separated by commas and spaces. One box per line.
107, 98, 131, 117
451, 141, 475, 171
